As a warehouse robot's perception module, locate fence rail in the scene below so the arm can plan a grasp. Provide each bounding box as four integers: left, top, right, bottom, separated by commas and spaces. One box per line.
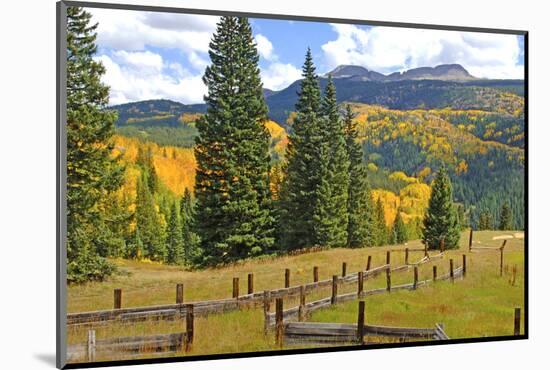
68, 252, 444, 326
278, 300, 450, 347
67, 331, 186, 362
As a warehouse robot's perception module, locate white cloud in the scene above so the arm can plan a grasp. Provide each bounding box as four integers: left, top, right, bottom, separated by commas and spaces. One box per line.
255, 34, 275, 61
96, 52, 206, 105
321, 24, 523, 79
90, 9, 217, 56
261, 63, 302, 91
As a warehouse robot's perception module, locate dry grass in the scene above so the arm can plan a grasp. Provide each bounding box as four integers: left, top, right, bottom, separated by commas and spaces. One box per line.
66, 230, 525, 363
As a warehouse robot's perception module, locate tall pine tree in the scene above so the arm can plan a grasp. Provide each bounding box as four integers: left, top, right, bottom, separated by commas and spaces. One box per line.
66, 7, 124, 283
194, 17, 274, 265
135, 172, 165, 260
392, 212, 408, 244
166, 202, 184, 264
499, 203, 513, 230
313, 76, 350, 247
343, 104, 375, 248
422, 168, 461, 249
180, 188, 199, 264
279, 48, 324, 249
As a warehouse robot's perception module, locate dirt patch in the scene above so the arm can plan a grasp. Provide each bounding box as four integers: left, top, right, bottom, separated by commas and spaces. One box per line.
514, 232, 525, 239
492, 235, 514, 240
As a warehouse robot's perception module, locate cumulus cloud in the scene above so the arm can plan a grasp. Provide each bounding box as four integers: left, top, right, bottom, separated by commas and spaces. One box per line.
261, 63, 302, 91
321, 24, 523, 79
96, 51, 206, 105
255, 34, 275, 61
90, 9, 217, 57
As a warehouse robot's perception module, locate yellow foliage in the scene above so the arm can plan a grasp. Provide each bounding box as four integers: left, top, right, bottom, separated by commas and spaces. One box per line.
389, 171, 418, 184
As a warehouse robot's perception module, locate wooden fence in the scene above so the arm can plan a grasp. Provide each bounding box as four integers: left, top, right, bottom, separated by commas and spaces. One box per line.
468, 230, 509, 276
266, 260, 465, 328
277, 301, 449, 347
67, 251, 444, 327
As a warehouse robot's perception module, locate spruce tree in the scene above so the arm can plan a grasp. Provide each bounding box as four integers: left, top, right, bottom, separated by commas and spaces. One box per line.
194, 17, 274, 265
374, 198, 388, 246
422, 168, 461, 249
343, 104, 375, 247
499, 203, 513, 230
279, 48, 323, 249
392, 212, 408, 244
135, 172, 165, 260
66, 7, 123, 282
313, 77, 350, 247
126, 226, 144, 259
166, 202, 184, 264
478, 210, 493, 230
180, 188, 199, 264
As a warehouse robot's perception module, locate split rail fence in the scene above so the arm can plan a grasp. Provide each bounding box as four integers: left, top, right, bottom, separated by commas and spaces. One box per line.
67, 250, 445, 326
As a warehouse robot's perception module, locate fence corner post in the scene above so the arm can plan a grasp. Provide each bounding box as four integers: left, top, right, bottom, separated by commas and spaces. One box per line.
275, 298, 284, 348
263, 290, 271, 336
462, 254, 467, 278
87, 329, 96, 362
298, 285, 306, 321
357, 301, 365, 345
514, 307, 521, 336
413, 266, 418, 289
114, 288, 122, 310
185, 304, 194, 352
176, 283, 184, 304
331, 275, 338, 304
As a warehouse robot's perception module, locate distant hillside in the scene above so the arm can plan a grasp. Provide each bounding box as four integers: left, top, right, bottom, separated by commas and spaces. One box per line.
266, 78, 524, 124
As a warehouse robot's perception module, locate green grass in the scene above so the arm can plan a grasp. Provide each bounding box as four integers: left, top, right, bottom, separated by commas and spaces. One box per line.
66, 230, 524, 362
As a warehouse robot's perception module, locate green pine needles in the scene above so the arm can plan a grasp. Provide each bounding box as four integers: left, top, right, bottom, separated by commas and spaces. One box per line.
422, 168, 461, 249
194, 17, 275, 265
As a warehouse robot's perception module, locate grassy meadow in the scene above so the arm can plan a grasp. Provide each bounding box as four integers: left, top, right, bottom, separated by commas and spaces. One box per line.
67, 230, 525, 361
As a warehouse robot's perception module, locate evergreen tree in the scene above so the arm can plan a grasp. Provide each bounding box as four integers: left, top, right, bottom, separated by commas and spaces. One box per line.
194, 17, 274, 265
343, 104, 375, 247
126, 226, 144, 259
166, 202, 184, 264
392, 212, 408, 244
279, 48, 324, 249
478, 210, 493, 230
66, 7, 123, 283
135, 172, 165, 260
499, 203, 513, 230
313, 77, 350, 247
422, 168, 461, 249
374, 198, 388, 246
180, 188, 200, 264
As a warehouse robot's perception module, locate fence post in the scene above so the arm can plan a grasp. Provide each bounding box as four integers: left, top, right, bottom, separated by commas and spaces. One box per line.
342, 262, 347, 277
450, 259, 454, 283
405, 248, 409, 265
433, 265, 437, 282
232, 277, 239, 299
358, 271, 364, 297
514, 307, 521, 336
511, 265, 517, 286
248, 273, 254, 295
366, 256, 372, 271
424, 242, 428, 257
87, 330, 96, 362
275, 298, 284, 348
386, 267, 391, 292
285, 268, 290, 288
440, 239, 445, 253
331, 275, 338, 304
185, 304, 194, 352
413, 266, 418, 289
298, 285, 306, 321
114, 289, 122, 309
313, 266, 319, 283
386, 251, 391, 265
500, 240, 507, 277
462, 254, 467, 278
469, 229, 473, 252
357, 301, 365, 345
176, 284, 184, 304
263, 290, 271, 336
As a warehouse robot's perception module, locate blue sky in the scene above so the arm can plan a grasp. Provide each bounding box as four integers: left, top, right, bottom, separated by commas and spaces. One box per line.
88, 8, 524, 105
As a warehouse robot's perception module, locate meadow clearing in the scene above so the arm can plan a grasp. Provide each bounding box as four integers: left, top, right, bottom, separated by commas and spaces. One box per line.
66, 230, 525, 361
